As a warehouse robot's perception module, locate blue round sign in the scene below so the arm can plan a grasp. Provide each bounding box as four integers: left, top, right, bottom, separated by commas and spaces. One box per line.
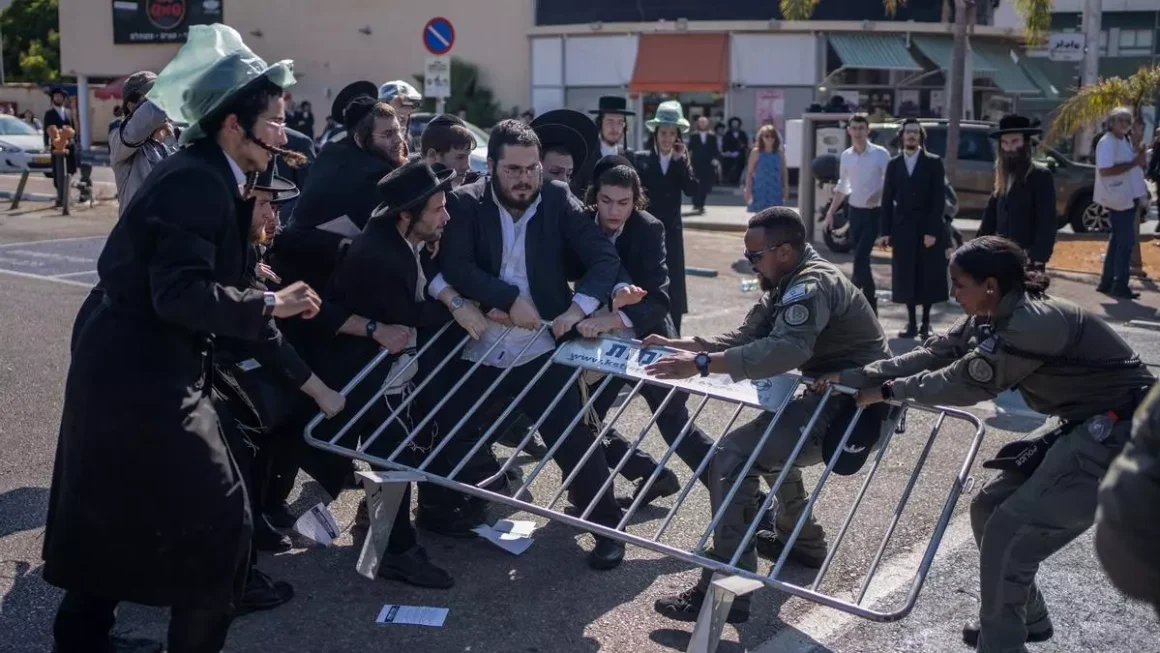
423, 17, 455, 56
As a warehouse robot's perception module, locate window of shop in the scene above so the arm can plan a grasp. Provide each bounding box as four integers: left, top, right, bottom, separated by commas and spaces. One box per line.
1118, 29, 1154, 56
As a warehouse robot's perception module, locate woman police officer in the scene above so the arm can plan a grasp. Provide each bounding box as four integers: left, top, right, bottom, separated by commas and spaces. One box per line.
816, 236, 1154, 652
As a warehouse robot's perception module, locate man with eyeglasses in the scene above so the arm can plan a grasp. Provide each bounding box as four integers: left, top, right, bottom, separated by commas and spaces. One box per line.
643, 207, 890, 624
432, 119, 632, 571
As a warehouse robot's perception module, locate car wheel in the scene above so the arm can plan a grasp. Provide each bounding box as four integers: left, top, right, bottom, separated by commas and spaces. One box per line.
1069, 193, 1109, 233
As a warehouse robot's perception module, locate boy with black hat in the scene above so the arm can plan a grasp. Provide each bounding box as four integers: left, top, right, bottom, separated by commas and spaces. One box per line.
978, 115, 1057, 270
532, 108, 600, 194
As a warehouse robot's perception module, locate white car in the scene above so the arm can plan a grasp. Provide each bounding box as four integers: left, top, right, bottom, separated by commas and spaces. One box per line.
406, 112, 490, 173
0, 115, 51, 173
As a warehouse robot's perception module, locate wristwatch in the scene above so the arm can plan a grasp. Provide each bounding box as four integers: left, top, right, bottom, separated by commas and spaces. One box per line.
880, 380, 894, 402
694, 352, 711, 378
365, 320, 378, 338
262, 291, 277, 316
449, 296, 466, 312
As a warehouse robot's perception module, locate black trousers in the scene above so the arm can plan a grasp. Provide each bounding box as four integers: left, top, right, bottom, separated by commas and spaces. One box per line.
446, 354, 623, 526
53, 592, 233, 653
847, 206, 879, 313
593, 377, 716, 483
692, 167, 713, 209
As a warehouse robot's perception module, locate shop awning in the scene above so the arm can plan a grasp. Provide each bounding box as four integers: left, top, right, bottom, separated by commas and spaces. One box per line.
973, 44, 1041, 95
911, 35, 996, 76
1020, 57, 1075, 100
828, 33, 923, 71
629, 33, 729, 93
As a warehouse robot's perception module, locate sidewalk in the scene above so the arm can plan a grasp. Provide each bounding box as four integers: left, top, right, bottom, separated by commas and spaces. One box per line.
0, 169, 118, 203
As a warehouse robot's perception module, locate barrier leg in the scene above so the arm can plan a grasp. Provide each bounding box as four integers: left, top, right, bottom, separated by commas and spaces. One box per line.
9, 170, 28, 210
354, 470, 424, 580
687, 574, 764, 653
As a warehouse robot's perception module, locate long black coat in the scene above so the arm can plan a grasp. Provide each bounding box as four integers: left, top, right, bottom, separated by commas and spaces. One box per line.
687, 132, 720, 182
613, 209, 677, 339
880, 151, 950, 306
978, 165, 1057, 265
43, 139, 268, 609
43, 105, 79, 174
632, 150, 697, 325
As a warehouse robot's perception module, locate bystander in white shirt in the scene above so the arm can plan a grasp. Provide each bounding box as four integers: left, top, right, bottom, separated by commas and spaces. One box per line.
836, 143, 890, 208
1095, 132, 1145, 212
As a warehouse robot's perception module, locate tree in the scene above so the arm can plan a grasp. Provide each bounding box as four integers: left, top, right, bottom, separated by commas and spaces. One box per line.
781, 0, 1054, 178
1046, 65, 1160, 276
0, 0, 61, 83
413, 57, 503, 128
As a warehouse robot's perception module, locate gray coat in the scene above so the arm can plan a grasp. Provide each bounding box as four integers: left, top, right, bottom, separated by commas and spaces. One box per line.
110, 99, 174, 213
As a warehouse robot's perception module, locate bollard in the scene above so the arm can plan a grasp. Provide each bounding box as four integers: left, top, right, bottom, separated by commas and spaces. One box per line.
54, 153, 70, 215
9, 169, 29, 210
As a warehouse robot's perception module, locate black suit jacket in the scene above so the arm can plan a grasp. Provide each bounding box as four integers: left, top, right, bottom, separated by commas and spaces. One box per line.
440, 178, 621, 321
43, 105, 79, 170
687, 132, 719, 175
978, 165, 1057, 265
614, 210, 676, 339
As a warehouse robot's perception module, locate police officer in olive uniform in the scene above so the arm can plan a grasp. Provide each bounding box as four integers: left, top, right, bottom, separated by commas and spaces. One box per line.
825, 236, 1155, 652
1095, 383, 1160, 617
643, 207, 892, 623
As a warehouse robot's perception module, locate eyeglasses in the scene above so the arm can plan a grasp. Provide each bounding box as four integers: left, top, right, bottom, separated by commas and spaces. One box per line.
261, 117, 287, 130
373, 128, 400, 139
743, 242, 787, 264
500, 162, 542, 179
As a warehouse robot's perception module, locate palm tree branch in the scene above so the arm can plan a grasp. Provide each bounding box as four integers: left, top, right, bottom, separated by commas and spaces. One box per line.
1012, 0, 1054, 44
1045, 76, 1133, 145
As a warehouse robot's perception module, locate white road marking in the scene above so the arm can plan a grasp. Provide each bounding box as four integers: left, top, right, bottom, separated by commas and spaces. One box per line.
0, 268, 94, 288
755, 510, 978, 652
53, 270, 100, 278
0, 234, 105, 249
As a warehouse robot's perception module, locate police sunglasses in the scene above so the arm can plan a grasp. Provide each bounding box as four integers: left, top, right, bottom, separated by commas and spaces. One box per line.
743, 241, 789, 265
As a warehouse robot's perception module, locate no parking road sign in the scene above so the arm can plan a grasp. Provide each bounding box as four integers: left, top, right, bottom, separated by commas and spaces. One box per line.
423, 17, 455, 56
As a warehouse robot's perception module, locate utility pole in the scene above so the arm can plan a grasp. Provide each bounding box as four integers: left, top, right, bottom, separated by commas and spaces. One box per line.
1077, 0, 1102, 160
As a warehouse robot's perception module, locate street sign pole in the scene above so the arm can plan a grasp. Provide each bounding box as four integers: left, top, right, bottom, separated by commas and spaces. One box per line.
423, 17, 455, 114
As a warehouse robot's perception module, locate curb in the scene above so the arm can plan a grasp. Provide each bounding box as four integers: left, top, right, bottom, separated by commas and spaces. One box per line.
1128, 319, 1160, 332
0, 190, 57, 202
683, 219, 747, 233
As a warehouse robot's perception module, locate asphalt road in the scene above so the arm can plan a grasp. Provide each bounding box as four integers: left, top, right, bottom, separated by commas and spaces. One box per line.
1, 228, 1157, 653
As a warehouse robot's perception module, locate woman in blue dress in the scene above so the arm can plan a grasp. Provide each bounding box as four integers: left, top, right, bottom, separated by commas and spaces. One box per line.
744, 124, 787, 213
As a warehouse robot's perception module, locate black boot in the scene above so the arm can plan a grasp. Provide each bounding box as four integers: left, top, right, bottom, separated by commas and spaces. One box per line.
754, 531, 828, 568
415, 501, 485, 538
654, 585, 749, 623
253, 514, 292, 553
264, 501, 296, 529
898, 324, 918, 339
588, 536, 625, 570
962, 615, 1054, 648
619, 468, 680, 507
237, 569, 294, 615
919, 323, 932, 340
378, 545, 454, 589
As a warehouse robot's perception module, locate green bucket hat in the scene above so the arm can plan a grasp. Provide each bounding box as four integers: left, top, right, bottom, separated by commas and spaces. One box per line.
146, 24, 296, 145
645, 100, 690, 134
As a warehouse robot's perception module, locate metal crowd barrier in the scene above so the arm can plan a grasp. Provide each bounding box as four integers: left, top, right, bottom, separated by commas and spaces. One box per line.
303, 321, 986, 651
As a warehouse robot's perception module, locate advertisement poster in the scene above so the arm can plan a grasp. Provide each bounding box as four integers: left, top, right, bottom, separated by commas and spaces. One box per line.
111, 0, 224, 45
755, 89, 785, 135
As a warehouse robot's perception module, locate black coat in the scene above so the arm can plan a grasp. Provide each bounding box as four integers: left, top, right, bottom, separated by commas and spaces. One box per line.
978, 165, 1057, 265
440, 177, 621, 321
275, 138, 395, 292
43, 105, 79, 174
687, 132, 719, 178
880, 151, 950, 305
44, 139, 266, 609
613, 210, 677, 339
722, 130, 749, 157
632, 150, 697, 322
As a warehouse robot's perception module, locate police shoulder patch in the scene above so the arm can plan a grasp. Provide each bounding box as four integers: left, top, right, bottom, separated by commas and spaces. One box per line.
780, 283, 812, 304
967, 357, 995, 383
783, 303, 811, 327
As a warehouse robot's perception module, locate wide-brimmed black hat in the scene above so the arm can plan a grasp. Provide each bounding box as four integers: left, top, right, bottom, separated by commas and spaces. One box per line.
370, 159, 456, 219
252, 157, 299, 204
531, 109, 600, 169
331, 80, 378, 129
591, 154, 633, 183
588, 96, 635, 116
989, 114, 1042, 139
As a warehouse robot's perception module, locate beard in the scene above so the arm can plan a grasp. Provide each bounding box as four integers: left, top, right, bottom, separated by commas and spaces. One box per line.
758, 271, 775, 292
1001, 146, 1031, 178
492, 176, 541, 212
903, 140, 920, 152
373, 140, 407, 167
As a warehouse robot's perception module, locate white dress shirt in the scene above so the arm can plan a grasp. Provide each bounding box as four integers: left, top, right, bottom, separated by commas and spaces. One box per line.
903, 149, 920, 176
835, 143, 890, 209
658, 151, 672, 175
457, 188, 601, 369
222, 151, 247, 192
600, 142, 620, 157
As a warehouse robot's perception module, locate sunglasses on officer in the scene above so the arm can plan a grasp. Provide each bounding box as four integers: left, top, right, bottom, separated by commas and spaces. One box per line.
743, 241, 790, 265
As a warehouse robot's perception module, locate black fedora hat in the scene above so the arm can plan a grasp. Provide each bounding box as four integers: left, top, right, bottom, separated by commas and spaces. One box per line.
989, 114, 1042, 139
588, 96, 635, 116
252, 157, 299, 204
330, 80, 378, 129
591, 154, 633, 183
531, 109, 600, 169
370, 159, 456, 219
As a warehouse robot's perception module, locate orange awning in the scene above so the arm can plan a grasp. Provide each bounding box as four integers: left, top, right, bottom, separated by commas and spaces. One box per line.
629, 33, 729, 94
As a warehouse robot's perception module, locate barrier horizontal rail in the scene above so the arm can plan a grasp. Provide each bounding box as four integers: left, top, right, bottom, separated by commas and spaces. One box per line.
303, 320, 986, 625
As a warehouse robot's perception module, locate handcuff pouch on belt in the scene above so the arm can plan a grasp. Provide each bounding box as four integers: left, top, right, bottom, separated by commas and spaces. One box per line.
982, 412, 1122, 475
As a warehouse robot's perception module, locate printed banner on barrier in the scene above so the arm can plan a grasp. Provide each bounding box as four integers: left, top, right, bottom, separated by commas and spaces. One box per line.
553, 337, 800, 412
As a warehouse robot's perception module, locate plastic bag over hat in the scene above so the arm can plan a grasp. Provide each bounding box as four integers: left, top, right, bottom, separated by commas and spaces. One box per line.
146, 23, 295, 145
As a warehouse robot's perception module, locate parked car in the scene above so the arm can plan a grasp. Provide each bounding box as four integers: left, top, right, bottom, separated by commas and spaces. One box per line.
0, 114, 52, 173
869, 119, 1105, 232
406, 112, 490, 174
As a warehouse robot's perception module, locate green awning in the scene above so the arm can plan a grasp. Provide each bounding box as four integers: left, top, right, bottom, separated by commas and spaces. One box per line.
973, 44, 1041, 95
1021, 56, 1077, 99
828, 33, 924, 71
912, 35, 996, 76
